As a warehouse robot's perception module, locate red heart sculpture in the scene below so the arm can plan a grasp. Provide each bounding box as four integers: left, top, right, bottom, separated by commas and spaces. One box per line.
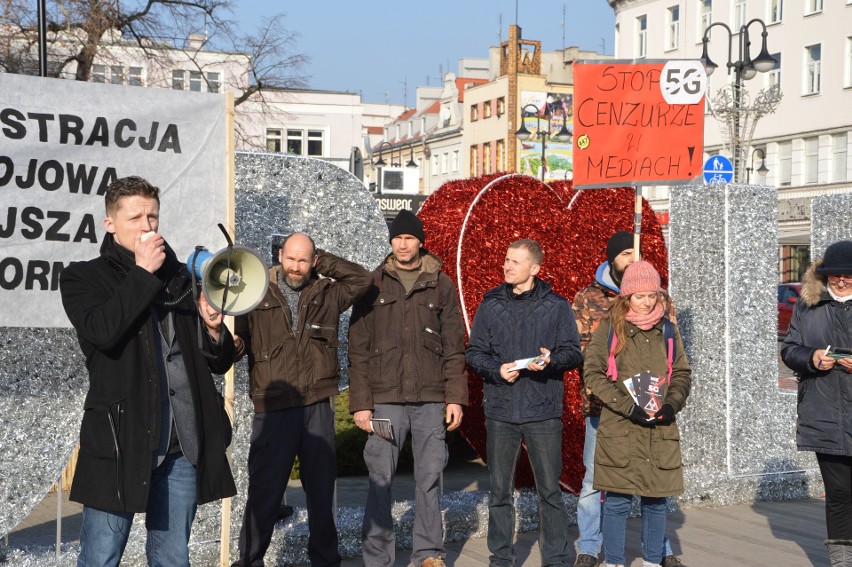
418, 174, 669, 493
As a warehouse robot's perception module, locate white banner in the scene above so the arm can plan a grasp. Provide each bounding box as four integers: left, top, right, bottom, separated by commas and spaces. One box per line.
0, 73, 229, 328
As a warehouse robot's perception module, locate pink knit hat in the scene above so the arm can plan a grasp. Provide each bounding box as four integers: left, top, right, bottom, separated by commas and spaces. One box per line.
620, 260, 661, 296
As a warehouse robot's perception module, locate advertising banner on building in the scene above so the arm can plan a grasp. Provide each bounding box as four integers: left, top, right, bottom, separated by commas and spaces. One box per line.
0, 73, 228, 327
572, 60, 706, 189
518, 91, 573, 180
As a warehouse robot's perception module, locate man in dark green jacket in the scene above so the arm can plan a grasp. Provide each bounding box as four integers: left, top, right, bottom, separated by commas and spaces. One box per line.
232, 232, 372, 567
60, 176, 236, 567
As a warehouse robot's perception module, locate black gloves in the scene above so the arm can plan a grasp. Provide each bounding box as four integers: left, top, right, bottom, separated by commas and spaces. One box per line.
628, 404, 650, 425
653, 404, 676, 425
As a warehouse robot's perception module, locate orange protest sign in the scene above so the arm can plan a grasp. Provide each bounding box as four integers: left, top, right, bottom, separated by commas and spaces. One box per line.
572, 61, 705, 189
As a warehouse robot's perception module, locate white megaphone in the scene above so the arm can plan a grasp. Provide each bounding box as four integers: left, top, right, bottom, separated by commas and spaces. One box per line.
186, 244, 267, 317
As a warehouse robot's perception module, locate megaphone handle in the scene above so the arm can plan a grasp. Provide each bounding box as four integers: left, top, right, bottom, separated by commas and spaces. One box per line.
217, 223, 234, 247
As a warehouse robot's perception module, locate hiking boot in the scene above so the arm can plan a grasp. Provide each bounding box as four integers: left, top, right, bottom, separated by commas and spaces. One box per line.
574, 553, 599, 567
661, 556, 684, 567
420, 557, 446, 567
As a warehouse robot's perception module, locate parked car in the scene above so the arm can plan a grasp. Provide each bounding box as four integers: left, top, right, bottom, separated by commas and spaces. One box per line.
778, 283, 802, 338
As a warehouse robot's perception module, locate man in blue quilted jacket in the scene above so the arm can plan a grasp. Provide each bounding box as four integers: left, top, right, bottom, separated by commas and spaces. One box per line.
466, 239, 583, 567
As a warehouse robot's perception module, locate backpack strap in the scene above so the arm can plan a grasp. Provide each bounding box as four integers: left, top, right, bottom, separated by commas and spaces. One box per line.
662, 318, 676, 385
607, 318, 677, 384
606, 325, 618, 381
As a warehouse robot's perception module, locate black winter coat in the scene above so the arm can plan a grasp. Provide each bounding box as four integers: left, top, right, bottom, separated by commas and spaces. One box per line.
782, 260, 852, 456
60, 234, 237, 512
466, 279, 583, 424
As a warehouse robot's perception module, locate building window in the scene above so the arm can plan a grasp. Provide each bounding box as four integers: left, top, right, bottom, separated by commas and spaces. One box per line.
666, 6, 680, 51
768, 53, 781, 93
287, 129, 303, 154
636, 15, 648, 58
431, 154, 439, 176
496, 97, 505, 116
805, 0, 823, 15
483, 101, 492, 119
266, 128, 282, 152
128, 66, 143, 86
470, 105, 479, 122
92, 64, 106, 83
699, 0, 712, 43
307, 130, 323, 156
207, 72, 220, 93
441, 152, 448, 175
470, 146, 478, 177
452, 150, 460, 172
734, 0, 746, 29
189, 71, 203, 92
421, 117, 427, 133
778, 140, 792, 185
172, 70, 185, 90
483, 143, 492, 175
496, 139, 505, 171
805, 137, 819, 184
832, 133, 847, 183
846, 37, 852, 88
804, 44, 821, 95
769, 0, 783, 23
110, 65, 124, 85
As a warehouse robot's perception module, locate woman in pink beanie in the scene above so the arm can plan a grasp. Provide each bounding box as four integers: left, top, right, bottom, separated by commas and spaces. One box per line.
582, 260, 692, 567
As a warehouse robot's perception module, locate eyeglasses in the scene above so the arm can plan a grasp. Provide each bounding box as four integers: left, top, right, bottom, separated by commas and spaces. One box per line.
827, 275, 852, 284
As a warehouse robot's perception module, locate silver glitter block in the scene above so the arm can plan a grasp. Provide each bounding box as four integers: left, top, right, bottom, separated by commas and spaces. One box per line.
669, 183, 820, 508
811, 193, 852, 259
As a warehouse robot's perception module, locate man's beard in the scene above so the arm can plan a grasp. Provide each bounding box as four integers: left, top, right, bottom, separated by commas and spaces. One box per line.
611, 265, 625, 285
284, 274, 308, 290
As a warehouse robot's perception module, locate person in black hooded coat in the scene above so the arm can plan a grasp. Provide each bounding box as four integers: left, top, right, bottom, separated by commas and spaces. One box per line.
782, 240, 852, 567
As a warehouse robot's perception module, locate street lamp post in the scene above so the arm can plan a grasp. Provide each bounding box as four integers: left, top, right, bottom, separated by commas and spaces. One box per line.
699, 19, 780, 183
745, 147, 769, 184
514, 103, 571, 181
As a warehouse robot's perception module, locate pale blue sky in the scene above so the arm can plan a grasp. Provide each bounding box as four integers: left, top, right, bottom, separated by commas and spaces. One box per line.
232, 0, 615, 105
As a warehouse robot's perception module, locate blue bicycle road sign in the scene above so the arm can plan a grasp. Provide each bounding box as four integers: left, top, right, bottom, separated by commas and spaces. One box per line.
703, 155, 734, 184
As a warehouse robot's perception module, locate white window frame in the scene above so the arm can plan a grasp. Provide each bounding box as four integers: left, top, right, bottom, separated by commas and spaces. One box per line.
128, 66, 143, 86
832, 133, 847, 183
846, 37, 852, 88
636, 15, 648, 58
734, 0, 746, 30
804, 44, 821, 95
92, 64, 106, 83
431, 154, 439, 177
266, 128, 283, 153
769, 0, 783, 24
110, 65, 124, 85
206, 71, 220, 93
666, 6, 680, 52
306, 129, 324, 157
768, 52, 781, 93
172, 70, 185, 90
452, 150, 460, 172
805, 0, 823, 15
698, 0, 712, 43
778, 140, 792, 186
189, 71, 203, 92
804, 137, 819, 184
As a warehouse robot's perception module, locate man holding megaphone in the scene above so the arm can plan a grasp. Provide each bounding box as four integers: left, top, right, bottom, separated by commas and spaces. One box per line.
232, 232, 372, 567
59, 176, 237, 567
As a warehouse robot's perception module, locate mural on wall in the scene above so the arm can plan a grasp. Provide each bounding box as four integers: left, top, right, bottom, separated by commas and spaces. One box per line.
518, 91, 573, 180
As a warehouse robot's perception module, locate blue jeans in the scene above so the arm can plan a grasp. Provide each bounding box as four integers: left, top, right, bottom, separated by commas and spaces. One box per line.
575, 415, 602, 556
486, 418, 570, 567
602, 492, 667, 566
77, 452, 198, 567
576, 416, 673, 559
